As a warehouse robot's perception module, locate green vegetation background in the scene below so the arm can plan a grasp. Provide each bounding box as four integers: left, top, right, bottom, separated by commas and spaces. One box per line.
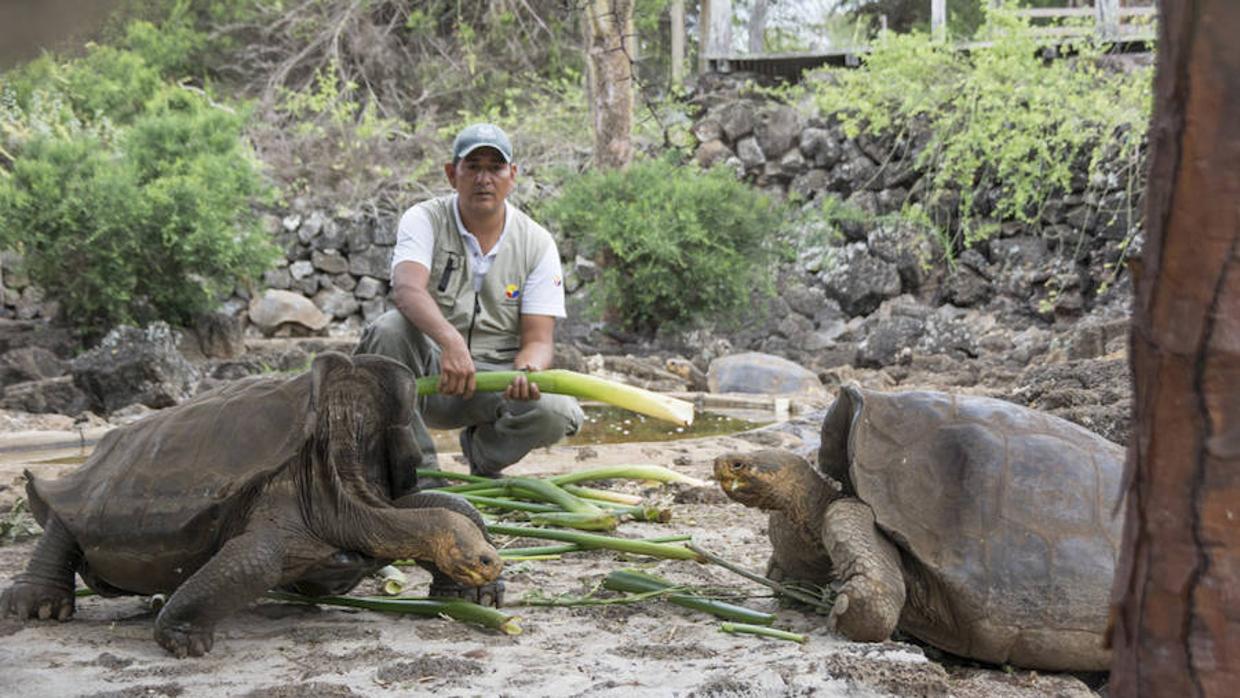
0, 1, 1151, 342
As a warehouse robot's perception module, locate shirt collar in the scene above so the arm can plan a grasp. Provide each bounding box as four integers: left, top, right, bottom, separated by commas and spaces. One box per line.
451, 193, 511, 258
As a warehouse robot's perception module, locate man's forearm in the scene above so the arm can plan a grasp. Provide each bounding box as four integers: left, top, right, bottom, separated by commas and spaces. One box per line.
392, 284, 467, 353
513, 341, 554, 372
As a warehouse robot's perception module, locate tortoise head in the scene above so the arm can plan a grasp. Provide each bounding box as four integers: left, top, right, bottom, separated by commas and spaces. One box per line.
428, 512, 504, 587
714, 449, 813, 511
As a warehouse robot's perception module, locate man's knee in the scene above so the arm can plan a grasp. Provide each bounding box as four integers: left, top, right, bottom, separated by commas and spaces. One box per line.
356, 310, 427, 366
532, 395, 584, 443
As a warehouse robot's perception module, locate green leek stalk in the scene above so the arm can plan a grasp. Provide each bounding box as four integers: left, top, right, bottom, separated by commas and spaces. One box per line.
560, 484, 644, 505
416, 370, 695, 426
459, 494, 560, 513
416, 469, 495, 485
503, 477, 603, 515
603, 570, 776, 625
526, 511, 618, 530
550, 465, 705, 488
720, 622, 806, 643
266, 591, 521, 635
487, 523, 701, 561
498, 534, 691, 558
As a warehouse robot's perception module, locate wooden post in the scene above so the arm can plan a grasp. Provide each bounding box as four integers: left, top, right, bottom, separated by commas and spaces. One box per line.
1097, 0, 1119, 39
930, 0, 947, 40
749, 0, 768, 53
699, 0, 732, 73
670, 0, 685, 85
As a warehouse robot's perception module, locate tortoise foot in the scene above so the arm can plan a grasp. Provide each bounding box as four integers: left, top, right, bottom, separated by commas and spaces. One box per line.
429, 577, 505, 608
0, 577, 75, 621
154, 616, 215, 658
827, 582, 899, 643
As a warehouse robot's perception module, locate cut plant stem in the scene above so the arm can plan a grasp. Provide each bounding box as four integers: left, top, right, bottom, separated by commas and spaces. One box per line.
527, 511, 618, 531
550, 465, 705, 487
689, 543, 833, 613
460, 494, 559, 513
497, 534, 692, 558
415, 469, 494, 485
265, 591, 521, 635
560, 484, 643, 505
376, 565, 407, 596
416, 370, 694, 426
487, 524, 701, 561
720, 622, 806, 643
503, 477, 603, 515
603, 570, 775, 625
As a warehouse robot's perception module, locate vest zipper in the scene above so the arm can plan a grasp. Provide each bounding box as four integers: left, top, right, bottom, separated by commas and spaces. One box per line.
466, 295, 481, 351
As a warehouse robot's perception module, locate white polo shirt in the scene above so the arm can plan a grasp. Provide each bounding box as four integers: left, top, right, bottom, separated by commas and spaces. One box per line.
390, 195, 566, 317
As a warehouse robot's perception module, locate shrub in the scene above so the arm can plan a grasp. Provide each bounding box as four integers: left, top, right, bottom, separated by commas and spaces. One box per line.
0, 42, 277, 339
539, 158, 784, 335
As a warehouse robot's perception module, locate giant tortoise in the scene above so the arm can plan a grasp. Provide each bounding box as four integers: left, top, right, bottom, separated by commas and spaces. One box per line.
715, 385, 1124, 671
1, 352, 502, 657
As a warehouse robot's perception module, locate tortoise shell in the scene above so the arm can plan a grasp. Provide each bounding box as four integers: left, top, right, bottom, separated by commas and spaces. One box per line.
817, 385, 1125, 660
26, 353, 418, 595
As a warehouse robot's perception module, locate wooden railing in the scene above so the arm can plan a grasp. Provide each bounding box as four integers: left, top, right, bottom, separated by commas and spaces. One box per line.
931, 1, 1157, 43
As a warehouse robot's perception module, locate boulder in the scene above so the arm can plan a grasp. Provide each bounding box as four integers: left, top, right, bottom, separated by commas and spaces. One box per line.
707, 352, 825, 396
817, 242, 903, 317
313, 286, 362, 319
248, 289, 331, 335
0, 376, 92, 415
0, 346, 68, 390
71, 322, 198, 413
754, 105, 802, 160
193, 311, 246, 359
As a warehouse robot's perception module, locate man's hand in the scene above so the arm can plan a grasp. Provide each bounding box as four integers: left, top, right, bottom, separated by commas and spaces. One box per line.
438, 341, 477, 398
504, 371, 542, 401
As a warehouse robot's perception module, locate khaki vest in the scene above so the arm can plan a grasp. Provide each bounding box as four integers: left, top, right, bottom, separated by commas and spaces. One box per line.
419, 196, 555, 364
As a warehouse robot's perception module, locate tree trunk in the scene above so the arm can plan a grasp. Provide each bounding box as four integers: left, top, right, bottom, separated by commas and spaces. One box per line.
748, 0, 768, 54
584, 0, 634, 170
1109, 2, 1240, 696
670, 0, 685, 85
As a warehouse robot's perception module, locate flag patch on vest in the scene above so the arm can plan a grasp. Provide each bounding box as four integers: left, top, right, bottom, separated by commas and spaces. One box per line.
504, 283, 521, 299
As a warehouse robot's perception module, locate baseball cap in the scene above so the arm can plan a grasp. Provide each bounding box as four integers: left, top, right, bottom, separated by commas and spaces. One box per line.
451, 123, 513, 164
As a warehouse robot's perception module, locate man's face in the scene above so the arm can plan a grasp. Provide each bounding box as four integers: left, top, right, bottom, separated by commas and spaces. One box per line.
446, 148, 517, 218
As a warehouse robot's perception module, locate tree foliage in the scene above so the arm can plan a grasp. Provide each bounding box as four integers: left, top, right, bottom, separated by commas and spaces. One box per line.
0, 26, 276, 339
539, 158, 784, 334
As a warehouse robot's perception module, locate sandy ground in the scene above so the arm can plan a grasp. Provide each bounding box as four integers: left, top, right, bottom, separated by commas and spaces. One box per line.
0, 418, 1103, 698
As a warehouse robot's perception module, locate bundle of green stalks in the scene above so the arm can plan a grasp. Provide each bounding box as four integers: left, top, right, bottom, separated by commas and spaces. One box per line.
416, 465, 700, 532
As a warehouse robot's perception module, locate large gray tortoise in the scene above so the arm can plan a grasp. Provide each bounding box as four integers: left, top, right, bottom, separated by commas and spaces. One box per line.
1, 352, 502, 657
715, 385, 1124, 671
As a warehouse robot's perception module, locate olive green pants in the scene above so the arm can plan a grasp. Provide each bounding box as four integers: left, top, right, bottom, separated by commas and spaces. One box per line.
355, 309, 583, 476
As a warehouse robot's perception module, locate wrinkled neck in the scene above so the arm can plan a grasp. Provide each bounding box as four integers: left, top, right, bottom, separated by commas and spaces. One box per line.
779, 462, 837, 536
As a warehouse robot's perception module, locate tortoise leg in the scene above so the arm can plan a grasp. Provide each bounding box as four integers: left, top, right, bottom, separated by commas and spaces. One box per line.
393, 491, 505, 607
154, 527, 285, 658
1, 515, 81, 622
821, 497, 906, 643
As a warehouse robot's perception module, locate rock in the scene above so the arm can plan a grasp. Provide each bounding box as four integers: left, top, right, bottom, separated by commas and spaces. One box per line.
754, 105, 802, 160
311, 249, 350, 275
311, 219, 346, 251
943, 265, 992, 307
263, 267, 293, 290
718, 101, 757, 141
707, 352, 825, 396
332, 273, 358, 292
691, 118, 724, 143
71, 322, 198, 413
0, 319, 76, 357
868, 219, 942, 291
694, 139, 733, 169
346, 225, 372, 253
0, 376, 92, 415
789, 169, 831, 200
248, 289, 331, 335
289, 260, 316, 280
193, 311, 246, 359
736, 137, 765, 169
0, 346, 68, 389
856, 315, 924, 368
817, 242, 903, 317
298, 211, 326, 244
349, 245, 394, 280
799, 128, 840, 168
354, 276, 386, 300
313, 286, 361, 319
281, 214, 302, 232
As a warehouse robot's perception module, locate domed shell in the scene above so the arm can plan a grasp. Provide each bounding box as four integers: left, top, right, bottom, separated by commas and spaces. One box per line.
817, 385, 1125, 655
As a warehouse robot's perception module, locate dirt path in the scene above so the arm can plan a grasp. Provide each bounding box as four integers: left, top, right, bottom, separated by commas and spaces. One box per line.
0, 424, 1101, 698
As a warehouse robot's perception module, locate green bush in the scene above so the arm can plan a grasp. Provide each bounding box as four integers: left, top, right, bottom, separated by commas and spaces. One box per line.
809, 6, 1152, 251
1, 41, 277, 339
540, 158, 784, 335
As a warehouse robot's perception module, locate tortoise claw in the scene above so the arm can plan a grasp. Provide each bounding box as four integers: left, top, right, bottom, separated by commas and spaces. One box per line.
154, 617, 215, 658
1, 578, 75, 622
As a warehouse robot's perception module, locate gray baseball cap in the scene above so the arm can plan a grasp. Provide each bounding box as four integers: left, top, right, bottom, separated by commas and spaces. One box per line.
452, 123, 513, 163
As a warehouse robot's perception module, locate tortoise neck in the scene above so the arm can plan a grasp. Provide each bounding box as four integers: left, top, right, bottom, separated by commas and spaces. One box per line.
780, 460, 838, 535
